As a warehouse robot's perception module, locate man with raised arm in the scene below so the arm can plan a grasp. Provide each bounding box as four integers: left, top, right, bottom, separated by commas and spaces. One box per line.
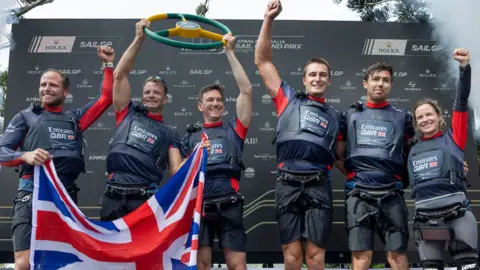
255, 1, 344, 269
0, 46, 115, 270
182, 34, 252, 270
99, 19, 210, 222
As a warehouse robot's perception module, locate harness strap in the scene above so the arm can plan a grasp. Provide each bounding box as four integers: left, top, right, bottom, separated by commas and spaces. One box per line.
278, 171, 328, 193
346, 188, 407, 235
414, 203, 467, 224
105, 184, 158, 200
202, 193, 244, 219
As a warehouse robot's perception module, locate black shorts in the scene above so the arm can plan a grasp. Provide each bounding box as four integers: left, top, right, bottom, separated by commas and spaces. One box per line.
275, 175, 333, 248
11, 188, 79, 252
199, 194, 246, 252
99, 193, 150, 222
12, 191, 33, 252
344, 190, 409, 252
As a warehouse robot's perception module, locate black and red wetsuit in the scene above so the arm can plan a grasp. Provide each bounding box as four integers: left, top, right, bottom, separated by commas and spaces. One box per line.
0, 68, 113, 192
339, 101, 415, 187
106, 102, 181, 187
408, 64, 471, 201
181, 117, 248, 199
274, 81, 342, 173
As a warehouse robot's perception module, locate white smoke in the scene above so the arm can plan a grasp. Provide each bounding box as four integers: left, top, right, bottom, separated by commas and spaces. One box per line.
422, 0, 480, 137
0, 0, 18, 70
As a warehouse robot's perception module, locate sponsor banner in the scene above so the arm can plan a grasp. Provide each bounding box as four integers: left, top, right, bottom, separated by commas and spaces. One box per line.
28, 36, 76, 53
362, 38, 445, 56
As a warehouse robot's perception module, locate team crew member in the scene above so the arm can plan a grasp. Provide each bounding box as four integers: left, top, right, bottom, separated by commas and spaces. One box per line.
0, 46, 115, 270
255, 1, 343, 268
181, 34, 252, 270
408, 49, 478, 270
100, 19, 209, 222
337, 62, 415, 270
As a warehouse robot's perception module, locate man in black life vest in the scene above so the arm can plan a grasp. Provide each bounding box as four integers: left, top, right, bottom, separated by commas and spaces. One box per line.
181, 33, 252, 270
0, 46, 115, 270
336, 62, 416, 270
255, 1, 344, 269
100, 19, 210, 223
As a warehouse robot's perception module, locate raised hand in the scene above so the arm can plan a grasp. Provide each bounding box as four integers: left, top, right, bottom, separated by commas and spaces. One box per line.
223, 33, 236, 52
135, 19, 151, 40
453, 48, 470, 67
265, 0, 282, 20
97, 46, 115, 63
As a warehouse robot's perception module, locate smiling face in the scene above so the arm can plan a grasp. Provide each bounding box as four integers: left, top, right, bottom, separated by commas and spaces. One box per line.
302, 62, 331, 97
142, 81, 167, 113
198, 89, 224, 123
414, 103, 443, 138
39, 71, 69, 107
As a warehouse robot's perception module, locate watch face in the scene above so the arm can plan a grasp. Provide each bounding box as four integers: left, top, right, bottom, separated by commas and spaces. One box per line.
177, 21, 201, 30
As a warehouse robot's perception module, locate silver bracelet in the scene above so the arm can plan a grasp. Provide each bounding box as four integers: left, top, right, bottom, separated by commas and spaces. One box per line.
102, 62, 114, 69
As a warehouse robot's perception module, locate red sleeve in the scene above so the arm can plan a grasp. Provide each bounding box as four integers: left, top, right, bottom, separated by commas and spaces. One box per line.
234, 117, 248, 141
115, 103, 131, 127
78, 68, 113, 131
272, 81, 295, 118
273, 86, 289, 118
452, 110, 468, 150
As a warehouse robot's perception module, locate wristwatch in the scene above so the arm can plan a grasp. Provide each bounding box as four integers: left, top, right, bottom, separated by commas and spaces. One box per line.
102, 62, 114, 69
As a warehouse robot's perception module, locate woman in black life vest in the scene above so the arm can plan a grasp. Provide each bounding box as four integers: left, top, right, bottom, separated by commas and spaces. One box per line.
408, 48, 478, 270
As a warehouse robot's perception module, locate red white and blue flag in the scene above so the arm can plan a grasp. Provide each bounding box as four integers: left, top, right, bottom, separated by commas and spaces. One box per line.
30, 139, 208, 270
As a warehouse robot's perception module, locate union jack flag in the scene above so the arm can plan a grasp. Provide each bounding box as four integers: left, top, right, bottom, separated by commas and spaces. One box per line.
378, 131, 386, 137
430, 161, 437, 167
30, 137, 208, 269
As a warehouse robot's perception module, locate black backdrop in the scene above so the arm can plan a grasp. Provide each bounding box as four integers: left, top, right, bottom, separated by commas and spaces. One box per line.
0, 19, 479, 264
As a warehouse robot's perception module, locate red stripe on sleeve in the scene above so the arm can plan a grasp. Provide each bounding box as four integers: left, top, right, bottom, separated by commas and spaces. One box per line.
115, 105, 130, 127
273, 86, 289, 118
452, 111, 468, 150
234, 117, 248, 141
79, 68, 113, 131
0, 158, 24, 167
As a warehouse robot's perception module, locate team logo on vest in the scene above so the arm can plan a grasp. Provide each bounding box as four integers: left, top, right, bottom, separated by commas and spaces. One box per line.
211, 143, 223, 155
131, 126, 157, 144
412, 156, 438, 172
356, 120, 393, 147
360, 123, 387, 137
49, 127, 75, 140
300, 106, 329, 136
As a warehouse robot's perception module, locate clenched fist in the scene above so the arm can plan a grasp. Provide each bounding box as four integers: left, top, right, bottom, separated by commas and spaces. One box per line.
21, 148, 52, 166
265, 0, 282, 20
453, 48, 470, 67
97, 46, 115, 63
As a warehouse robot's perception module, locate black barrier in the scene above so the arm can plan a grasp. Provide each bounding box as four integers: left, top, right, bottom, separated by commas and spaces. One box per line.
0, 19, 478, 264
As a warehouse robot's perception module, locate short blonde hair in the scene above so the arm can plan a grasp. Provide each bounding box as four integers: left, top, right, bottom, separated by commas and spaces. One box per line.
412, 99, 447, 133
